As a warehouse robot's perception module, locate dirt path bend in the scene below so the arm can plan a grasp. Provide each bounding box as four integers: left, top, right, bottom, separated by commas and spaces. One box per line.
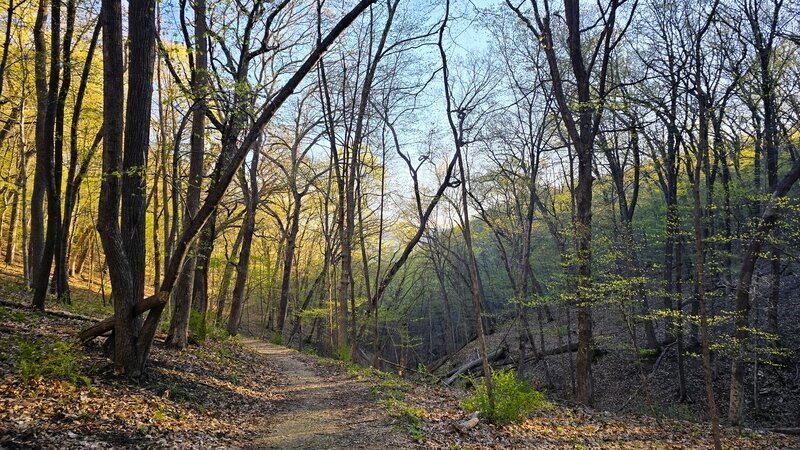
242, 339, 410, 449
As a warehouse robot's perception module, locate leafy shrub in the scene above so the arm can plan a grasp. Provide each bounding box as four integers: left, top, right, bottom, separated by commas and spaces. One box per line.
659, 402, 698, 422
188, 310, 207, 343
336, 345, 352, 362
463, 369, 548, 425
17, 340, 91, 387
268, 330, 283, 345
205, 323, 231, 342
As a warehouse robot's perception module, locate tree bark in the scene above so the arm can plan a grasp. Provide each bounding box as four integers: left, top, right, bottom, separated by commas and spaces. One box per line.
56, 16, 100, 302
227, 146, 260, 336
32, 0, 63, 310
215, 224, 244, 324
166, 0, 208, 348
28, 0, 48, 291
729, 159, 800, 426
277, 191, 301, 334
82, 0, 379, 374
52, 0, 78, 303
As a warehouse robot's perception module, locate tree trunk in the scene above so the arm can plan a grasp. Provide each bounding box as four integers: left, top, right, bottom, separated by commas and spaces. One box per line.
57, 15, 100, 301
166, 0, 208, 348
215, 223, 244, 324
28, 0, 48, 291
32, 0, 63, 310
277, 192, 302, 334
729, 160, 800, 426
691, 13, 722, 444
52, 0, 78, 303
227, 146, 260, 336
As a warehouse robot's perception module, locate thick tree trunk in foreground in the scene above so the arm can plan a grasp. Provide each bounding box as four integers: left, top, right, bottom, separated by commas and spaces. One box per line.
95, 0, 156, 376
81, 0, 378, 376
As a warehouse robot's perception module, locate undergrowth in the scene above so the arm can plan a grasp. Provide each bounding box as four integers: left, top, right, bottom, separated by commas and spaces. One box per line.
16, 340, 91, 388
463, 369, 549, 425
357, 367, 427, 441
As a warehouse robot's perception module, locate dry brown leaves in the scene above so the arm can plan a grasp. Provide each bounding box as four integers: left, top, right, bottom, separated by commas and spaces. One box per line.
2, 285, 798, 449
401, 381, 800, 449
0, 300, 283, 449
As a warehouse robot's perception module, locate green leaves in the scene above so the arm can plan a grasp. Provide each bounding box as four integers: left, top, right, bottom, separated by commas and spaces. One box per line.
462, 369, 549, 426
17, 340, 91, 388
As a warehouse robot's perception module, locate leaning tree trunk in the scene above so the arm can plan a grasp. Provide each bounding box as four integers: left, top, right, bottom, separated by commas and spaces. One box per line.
80, 0, 379, 376
729, 159, 800, 426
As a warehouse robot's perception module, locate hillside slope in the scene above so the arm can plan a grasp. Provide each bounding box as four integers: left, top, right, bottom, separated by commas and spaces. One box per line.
0, 271, 797, 449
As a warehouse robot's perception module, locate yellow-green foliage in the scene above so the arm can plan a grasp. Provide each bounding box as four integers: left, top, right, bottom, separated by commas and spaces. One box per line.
463, 369, 548, 425
17, 340, 91, 388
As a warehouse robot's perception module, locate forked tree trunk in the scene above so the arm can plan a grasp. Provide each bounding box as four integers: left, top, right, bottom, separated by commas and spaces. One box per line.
32, 0, 63, 310
57, 16, 100, 301
82, 0, 379, 376
28, 0, 47, 291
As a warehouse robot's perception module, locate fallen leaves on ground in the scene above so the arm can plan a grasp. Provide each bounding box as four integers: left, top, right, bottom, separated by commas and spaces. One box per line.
402, 381, 800, 449
0, 300, 282, 449
2, 283, 799, 449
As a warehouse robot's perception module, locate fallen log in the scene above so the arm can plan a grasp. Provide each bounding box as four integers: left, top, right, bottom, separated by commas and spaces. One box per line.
768, 428, 800, 436
78, 293, 167, 342
443, 346, 507, 385
0, 299, 98, 322
428, 334, 479, 373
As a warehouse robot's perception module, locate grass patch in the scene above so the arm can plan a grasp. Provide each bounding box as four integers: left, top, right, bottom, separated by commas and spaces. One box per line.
385, 396, 426, 440
189, 310, 207, 343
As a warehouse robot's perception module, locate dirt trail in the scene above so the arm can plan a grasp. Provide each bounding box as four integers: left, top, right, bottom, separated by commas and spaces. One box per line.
242, 339, 410, 449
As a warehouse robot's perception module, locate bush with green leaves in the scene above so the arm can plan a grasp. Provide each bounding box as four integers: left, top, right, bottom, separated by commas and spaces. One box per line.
17, 340, 91, 388
189, 309, 208, 343
268, 330, 283, 345
463, 369, 548, 425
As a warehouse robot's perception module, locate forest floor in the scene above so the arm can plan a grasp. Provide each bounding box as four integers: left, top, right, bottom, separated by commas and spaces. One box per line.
241, 339, 409, 449
1, 267, 800, 448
